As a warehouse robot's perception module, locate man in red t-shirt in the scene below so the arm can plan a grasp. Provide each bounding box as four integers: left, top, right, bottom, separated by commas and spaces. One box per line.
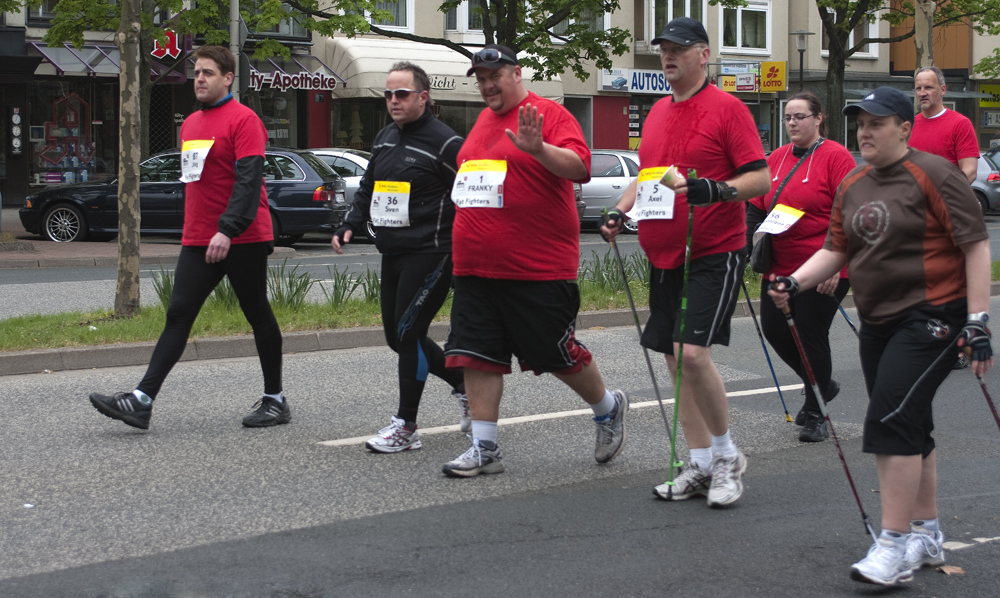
602, 18, 770, 508
911, 66, 979, 184
89, 46, 288, 430
441, 45, 628, 478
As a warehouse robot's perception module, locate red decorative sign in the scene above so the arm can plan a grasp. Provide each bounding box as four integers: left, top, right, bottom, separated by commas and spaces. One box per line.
152, 30, 181, 59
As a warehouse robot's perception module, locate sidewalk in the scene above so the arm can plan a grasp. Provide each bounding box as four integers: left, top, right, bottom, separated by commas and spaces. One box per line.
0, 208, 293, 268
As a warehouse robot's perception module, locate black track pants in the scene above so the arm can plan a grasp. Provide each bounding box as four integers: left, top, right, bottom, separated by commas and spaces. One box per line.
380, 253, 463, 424
758, 279, 851, 414
137, 243, 282, 398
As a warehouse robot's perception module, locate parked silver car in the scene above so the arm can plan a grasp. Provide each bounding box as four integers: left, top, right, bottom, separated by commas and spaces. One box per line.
310, 148, 374, 236
972, 147, 1000, 214
580, 150, 640, 232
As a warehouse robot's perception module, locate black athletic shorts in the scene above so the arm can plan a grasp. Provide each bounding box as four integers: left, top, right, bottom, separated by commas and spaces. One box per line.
641, 250, 745, 355
444, 276, 593, 375
859, 299, 966, 457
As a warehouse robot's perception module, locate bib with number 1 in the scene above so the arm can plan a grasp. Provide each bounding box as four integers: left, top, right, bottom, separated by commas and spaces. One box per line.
628, 167, 676, 221
451, 160, 506, 208
180, 139, 215, 183
371, 181, 411, 227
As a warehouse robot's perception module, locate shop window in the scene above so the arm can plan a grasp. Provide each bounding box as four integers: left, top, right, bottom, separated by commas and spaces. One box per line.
652, 0, 705, 41
371, 0, 414, 31
243, 1, 309, 39
552, 7, 607, 35
331, 100, 389, 151
28, 0, 64, 21
821, 12, 877, 58
721, 0, 769, 54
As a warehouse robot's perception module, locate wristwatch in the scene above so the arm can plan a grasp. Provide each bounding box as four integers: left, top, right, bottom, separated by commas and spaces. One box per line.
968, 312, 989, 323
718, 181, 739, 201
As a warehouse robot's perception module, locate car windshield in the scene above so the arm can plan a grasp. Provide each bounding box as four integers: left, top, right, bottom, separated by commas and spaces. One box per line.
298, 152, 340, 182
985, 148, 1000, 171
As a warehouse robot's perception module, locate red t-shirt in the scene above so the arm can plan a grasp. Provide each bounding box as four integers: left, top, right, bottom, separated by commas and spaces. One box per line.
749, 140, 856, 277
179, 100, 271, 246
452, 92, 591, 280
637, 84, 766, 269
909, 109, 980, 167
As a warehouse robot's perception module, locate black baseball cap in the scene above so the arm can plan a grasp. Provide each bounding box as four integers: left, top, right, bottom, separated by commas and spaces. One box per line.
843, 86, 915, 124
467, 44, 519, 77
652, 17, 710, 46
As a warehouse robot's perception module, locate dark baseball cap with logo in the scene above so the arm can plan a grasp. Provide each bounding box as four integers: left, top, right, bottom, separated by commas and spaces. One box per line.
652, 17, 710, 46
467, 44, 519, 77
843, 86, 915, 124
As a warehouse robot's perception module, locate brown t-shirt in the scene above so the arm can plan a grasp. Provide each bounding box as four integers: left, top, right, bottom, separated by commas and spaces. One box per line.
824, 148, 987, 325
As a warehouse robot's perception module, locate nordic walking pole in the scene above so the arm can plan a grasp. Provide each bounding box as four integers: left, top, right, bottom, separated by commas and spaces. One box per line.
741, 279, 793, 421
780, 302, 878, 543
603, 216, 673, 446
834, 299, 860, 339
962, 347, 1000, 434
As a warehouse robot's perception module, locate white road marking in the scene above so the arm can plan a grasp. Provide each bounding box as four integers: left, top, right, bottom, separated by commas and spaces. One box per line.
943, 536, 1000, 551
317, 383, 805, 447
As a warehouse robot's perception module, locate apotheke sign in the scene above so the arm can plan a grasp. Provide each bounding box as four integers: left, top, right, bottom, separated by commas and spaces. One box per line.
248, 69, 338, 92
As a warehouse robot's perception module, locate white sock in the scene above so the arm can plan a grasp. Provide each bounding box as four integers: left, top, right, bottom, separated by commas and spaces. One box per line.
689, 448, 713, 472
710, 431, 738, 458
264, 392, 283, 403
912, 518, 939, 535
471, 420, 498, 446
880, 529, 909, 547
590, 389, 616, 419
132, 390, 152, 403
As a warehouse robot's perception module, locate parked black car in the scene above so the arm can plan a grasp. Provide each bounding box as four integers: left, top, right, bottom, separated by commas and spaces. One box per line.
19, 148, 348, 245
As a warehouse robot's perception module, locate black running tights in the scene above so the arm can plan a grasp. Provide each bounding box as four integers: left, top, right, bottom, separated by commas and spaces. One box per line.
758, 279, 851, 414
380, 253, 463, 424
137, 243, 282, 398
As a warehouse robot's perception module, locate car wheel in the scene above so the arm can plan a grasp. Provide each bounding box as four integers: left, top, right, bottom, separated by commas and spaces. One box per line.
42, 204, 88, 242
623, 218, 639, 233
365, 220, 377, 240
270, 211, 303, 246
975, 191, 990, 215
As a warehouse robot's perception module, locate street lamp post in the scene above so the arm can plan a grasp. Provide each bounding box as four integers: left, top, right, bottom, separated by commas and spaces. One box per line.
790, 30, 815, 91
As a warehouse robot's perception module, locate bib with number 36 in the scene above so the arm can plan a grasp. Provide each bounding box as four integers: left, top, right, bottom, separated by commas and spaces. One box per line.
371, 181, 411, 227
180, 139, 215, 183
627, 167, 676, 221
451, 160, 506, 208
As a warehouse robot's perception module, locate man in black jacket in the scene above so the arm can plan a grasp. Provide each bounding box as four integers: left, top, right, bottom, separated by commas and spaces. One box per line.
333, 61, 468, 453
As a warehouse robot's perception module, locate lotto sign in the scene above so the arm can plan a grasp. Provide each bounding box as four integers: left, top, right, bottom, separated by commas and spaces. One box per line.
760, 61, 786, 92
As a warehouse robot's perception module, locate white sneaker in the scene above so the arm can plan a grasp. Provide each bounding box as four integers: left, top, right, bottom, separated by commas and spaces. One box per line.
365, 416, 421, 453
442, 438, 504, 478
653, 465, 711, 500
453, 390, 472, 434
850, 538, 914, 585
707, 450, 748, 507
594, 390, 629, 464
905, 530, 945, 570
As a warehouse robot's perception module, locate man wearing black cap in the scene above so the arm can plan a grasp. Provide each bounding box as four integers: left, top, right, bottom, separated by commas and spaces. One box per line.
441, 44, 628, 477
602, 17, 770, 508
768, 86, 992, 586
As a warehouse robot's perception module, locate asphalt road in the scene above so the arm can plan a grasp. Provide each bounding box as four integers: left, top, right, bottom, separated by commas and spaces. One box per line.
2, 303, 999, 597
0, 230, 644, 320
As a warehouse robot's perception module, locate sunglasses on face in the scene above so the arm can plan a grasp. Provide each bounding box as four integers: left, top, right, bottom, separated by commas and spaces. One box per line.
384, 88, 418, 100
471, 48, 515, 67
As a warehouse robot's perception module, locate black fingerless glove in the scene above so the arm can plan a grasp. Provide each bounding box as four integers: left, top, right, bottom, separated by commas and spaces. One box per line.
958, 321, 993, 363
334, 224, 353, 246
601, 209, 625, 242
685, 178, 737, 207
771, 275, 800, 299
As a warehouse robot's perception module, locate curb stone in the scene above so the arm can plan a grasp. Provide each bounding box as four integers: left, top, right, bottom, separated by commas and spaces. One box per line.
4, 284, 999, 378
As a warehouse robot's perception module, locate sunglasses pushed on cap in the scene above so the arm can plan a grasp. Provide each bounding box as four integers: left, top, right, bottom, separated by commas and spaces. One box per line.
467, 45, 518, 76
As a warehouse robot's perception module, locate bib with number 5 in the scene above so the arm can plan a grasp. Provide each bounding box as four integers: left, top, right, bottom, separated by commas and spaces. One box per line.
627, 167, 676, 221
180, 139, 215, 183
451, 160, 506, 208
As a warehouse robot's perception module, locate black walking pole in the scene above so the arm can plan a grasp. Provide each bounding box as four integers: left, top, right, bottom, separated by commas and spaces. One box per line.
741, 280, 793, 422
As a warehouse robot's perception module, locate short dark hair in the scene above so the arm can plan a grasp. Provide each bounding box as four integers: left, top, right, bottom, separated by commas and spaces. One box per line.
192, 45, 236, 76
786, 90, 826, 137
390, 61, 431, 93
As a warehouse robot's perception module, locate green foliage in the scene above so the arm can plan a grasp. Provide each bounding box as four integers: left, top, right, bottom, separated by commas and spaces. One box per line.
267, 259, 315, 310
150, 266, 174, 310
320, 265, 362, 308
358, 265, 382, 304
208, 276, 241, 311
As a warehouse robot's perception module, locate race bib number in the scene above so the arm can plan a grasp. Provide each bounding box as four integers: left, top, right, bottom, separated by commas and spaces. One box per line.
451, 160, 506, 208
756, 204, 805, 236
180, 139, 215, 183
370, 181, 411, 227
627, 167, 676, 221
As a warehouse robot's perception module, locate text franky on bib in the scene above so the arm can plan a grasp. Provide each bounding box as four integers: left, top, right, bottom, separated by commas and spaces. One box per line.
452, 160, 506, 208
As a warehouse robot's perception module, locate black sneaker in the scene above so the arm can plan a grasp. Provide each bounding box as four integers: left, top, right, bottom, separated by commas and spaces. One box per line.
799, 413, 830, 442
953, 354, 970, 370
242, 396, 291, 427
89, 391, 153, 430
795, 379, 840, 425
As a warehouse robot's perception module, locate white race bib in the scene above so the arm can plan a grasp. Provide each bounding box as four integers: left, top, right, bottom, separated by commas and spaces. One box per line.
756, 204, 805, 236
451, 160, 506, 208
370, 181, 411, 227
180, 139, 215, 183
627, 167, 676, 221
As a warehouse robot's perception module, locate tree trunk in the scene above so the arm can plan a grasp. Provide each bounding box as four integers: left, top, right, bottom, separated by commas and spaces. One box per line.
114, 0, 143, 318
914, 0, 935, 112
825, 45, 848, 145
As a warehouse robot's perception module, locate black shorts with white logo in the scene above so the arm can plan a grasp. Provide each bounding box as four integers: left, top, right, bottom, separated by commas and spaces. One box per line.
444, 276, 593, 375
641, 250, 745, 354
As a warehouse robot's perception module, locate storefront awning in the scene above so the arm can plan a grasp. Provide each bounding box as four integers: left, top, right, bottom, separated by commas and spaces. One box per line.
314, 37, 563, 103
27, 41, 187, 83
